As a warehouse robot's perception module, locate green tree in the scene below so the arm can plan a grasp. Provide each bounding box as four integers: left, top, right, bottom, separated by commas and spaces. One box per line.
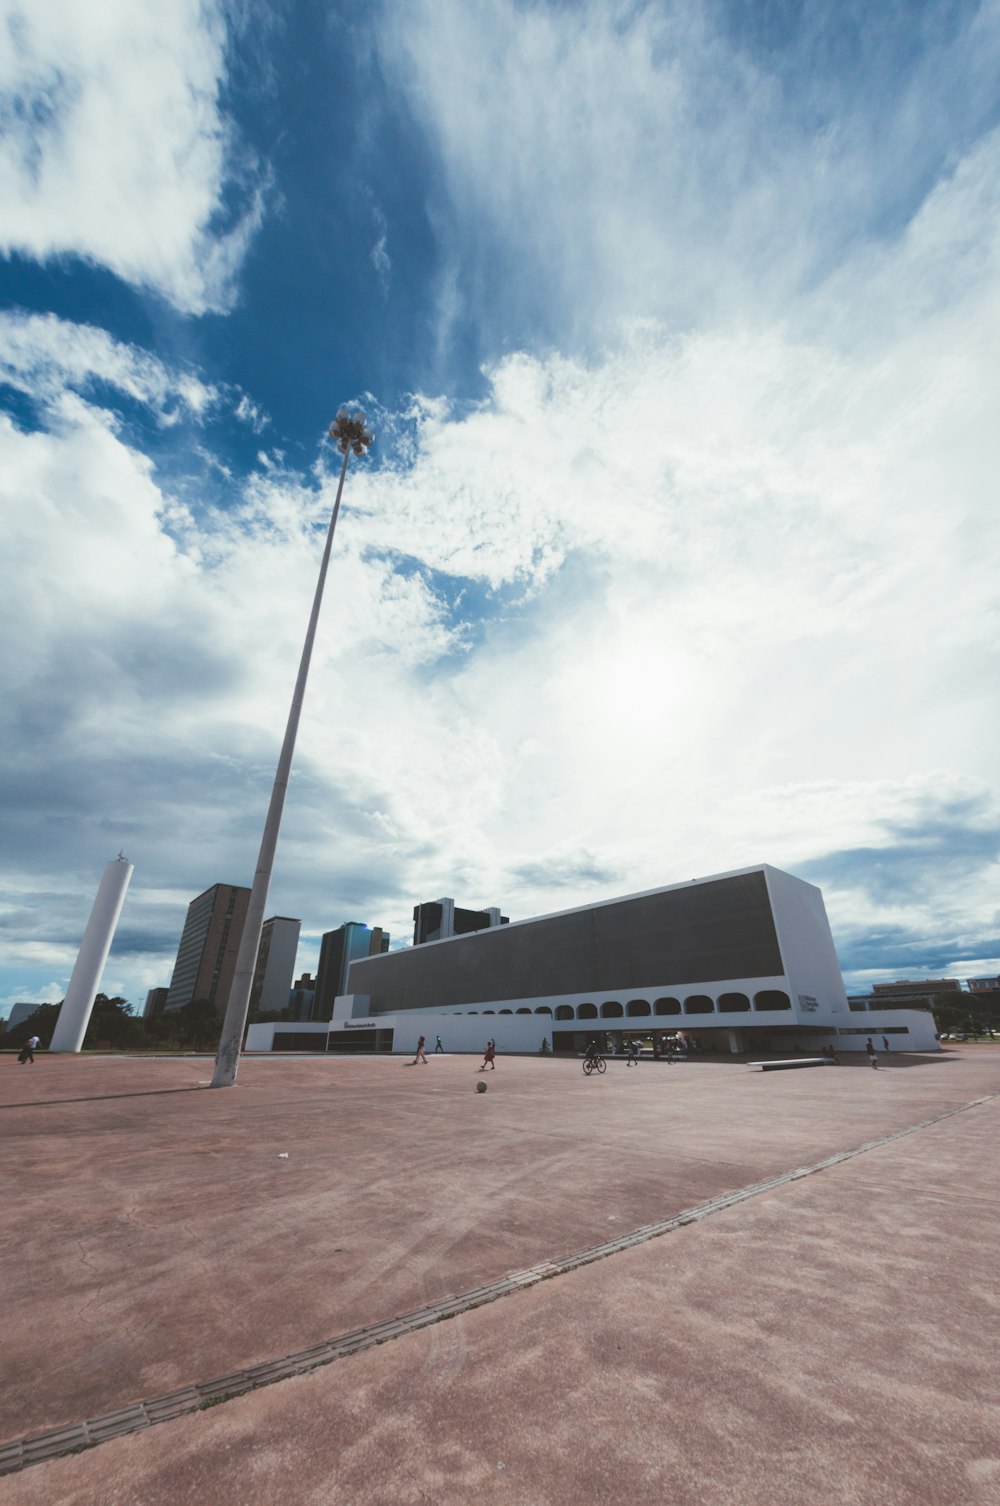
177, 998, 222, 1051
82, 995, 143, 1050
145, 1010, 186, 1049
931, 992, 964, 1032
968, 990, 1000, 1033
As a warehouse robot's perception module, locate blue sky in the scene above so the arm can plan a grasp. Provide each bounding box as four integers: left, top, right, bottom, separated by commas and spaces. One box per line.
2, 0, 999, 1015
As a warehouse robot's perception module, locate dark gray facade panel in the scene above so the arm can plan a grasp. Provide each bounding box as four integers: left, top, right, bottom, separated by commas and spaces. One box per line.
350, 873, 782, 1013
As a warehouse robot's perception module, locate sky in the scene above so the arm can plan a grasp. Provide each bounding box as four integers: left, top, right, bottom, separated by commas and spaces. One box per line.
2, 0, 999, 1016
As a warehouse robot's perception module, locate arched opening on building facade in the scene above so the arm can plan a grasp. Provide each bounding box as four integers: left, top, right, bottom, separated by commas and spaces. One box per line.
754, 990, 791, 1010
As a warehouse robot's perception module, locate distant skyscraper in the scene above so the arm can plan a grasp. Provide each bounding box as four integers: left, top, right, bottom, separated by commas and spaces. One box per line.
412, 898, 508, 946
312, 923, 390, 1020
249, 916, 301, 1014
165, 884, 251, 1015
143, 987, 170, 1019
288, 971, 316, 1020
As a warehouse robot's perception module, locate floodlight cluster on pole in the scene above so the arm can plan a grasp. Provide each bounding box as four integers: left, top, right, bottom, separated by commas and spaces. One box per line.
211, 408, 374, 1088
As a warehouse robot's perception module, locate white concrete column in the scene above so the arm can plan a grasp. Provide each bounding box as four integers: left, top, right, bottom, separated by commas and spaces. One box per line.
726, 1029, 743, 1054
439, 898, 455, 939
49, 856, 134, 1052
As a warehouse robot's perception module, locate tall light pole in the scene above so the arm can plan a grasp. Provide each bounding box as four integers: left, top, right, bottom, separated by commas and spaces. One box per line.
211, 409, 374, 1088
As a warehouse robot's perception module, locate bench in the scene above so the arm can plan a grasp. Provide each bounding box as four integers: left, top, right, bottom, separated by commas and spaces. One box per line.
749, 1058, 832, 1071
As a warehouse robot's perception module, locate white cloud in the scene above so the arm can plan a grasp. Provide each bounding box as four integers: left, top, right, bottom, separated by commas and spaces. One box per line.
0, 0, 262, 311
0, 979, 64, 1013
0, 310, 219, 420
0, 371, 468, 991
5, 151, 999, 995
379, 0, 1000, 352
328, 93, 1000, 960
235, 393, 268, 433
370, 204, 391, 292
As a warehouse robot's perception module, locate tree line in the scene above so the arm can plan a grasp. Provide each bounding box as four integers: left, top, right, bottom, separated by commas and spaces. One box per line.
1, 995, 225, 1052
931, 990, 1000, 1036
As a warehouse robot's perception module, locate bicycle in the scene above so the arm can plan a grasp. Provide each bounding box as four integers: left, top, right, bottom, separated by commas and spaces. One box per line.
582, 1054, 606, 1075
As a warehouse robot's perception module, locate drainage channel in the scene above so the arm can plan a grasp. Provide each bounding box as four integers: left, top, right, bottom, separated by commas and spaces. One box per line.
3, 1089, 996, 1478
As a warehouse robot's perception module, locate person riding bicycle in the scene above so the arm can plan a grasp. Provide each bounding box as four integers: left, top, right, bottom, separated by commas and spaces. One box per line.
584, 1040, 601, 1062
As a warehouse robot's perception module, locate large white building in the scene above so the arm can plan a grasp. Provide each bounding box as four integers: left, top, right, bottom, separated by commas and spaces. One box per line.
246, 865, 938, 1057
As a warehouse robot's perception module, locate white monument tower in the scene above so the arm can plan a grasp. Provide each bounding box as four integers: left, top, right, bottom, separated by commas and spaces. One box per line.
49, 854, 135, 1053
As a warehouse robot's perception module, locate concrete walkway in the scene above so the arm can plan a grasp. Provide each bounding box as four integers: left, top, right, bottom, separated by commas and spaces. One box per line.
2, 1049, 998, 1504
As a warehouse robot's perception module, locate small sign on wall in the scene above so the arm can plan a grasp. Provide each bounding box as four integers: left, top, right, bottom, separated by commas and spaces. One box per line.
798, 995, 818, 1012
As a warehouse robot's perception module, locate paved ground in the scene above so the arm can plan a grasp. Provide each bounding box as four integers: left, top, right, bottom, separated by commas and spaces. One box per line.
2, 1047, 998, 1504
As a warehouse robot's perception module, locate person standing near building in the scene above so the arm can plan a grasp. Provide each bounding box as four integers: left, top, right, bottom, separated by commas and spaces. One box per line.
413, 1035, 428, 1065
881, 1035, 890, 1053
865, 1037, 878, 1070
626, 1041, 639, 1066
18, 1035, 41, 1065
434, 1034, 444, 1053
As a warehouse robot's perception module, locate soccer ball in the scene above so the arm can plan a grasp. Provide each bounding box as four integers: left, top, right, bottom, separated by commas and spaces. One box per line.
476, 1081, 488, 1093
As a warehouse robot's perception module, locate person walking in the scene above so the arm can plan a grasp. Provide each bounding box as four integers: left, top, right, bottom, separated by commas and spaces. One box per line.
865, 1037, 878, 1070
413, 1035, 428, 1065
881, 1035, 890, 1053
434, 1034, 444, 1053
479, 1041, 495, 1071
18, 1036, 40, 1072
626, 1041, 639, 1067
18, 1034, 41, 1065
